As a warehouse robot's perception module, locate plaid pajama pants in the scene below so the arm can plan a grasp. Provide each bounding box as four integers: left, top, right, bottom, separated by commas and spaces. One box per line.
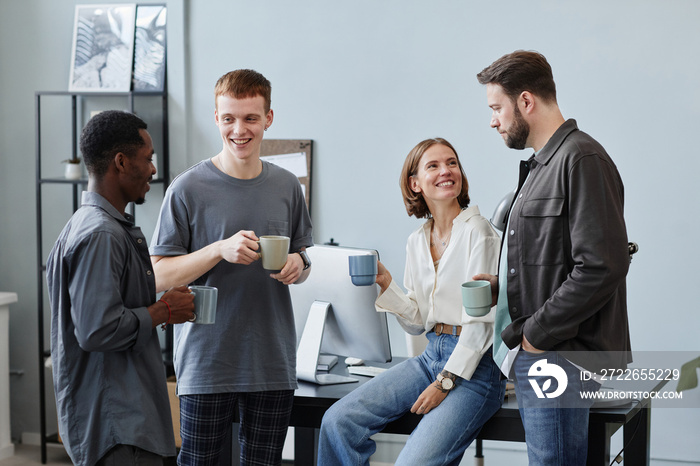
177, 390, 294, 466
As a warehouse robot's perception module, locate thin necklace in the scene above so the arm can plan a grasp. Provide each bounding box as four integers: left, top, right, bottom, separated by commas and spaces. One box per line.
430, 226, 451, 256
431, 221, 451, 245
432, 230, 450, 247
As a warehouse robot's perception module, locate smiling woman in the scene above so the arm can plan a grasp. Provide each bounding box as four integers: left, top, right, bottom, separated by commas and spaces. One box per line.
402, 139, 470, 262
318, 137, 505, 464
400, 138, 470, 219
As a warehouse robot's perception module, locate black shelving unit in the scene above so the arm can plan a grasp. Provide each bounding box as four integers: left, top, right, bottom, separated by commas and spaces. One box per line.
35, 90, 171, 463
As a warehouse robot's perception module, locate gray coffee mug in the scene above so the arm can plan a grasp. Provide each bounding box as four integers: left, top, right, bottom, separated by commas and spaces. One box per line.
348, 254, 378, 286
461, 280, 492, 317
189, 285, 218, 324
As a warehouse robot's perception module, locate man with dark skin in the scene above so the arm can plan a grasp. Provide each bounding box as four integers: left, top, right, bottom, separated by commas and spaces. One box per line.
47, 110, 195, 466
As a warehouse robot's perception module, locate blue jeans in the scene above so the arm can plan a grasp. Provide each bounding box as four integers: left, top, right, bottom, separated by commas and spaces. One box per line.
512, 350, 601, 466
318, 332, 505, 466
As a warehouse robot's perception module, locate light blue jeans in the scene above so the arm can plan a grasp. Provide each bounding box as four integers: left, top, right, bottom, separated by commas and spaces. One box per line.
318, 332, 505, 466
512, 350, 601, 466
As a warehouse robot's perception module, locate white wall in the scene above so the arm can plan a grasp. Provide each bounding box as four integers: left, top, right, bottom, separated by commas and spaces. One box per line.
1, 0, 698, 462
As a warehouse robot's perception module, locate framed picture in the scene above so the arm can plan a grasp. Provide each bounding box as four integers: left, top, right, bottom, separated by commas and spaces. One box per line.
68, 4, 136, 92
133, 4, 167, 92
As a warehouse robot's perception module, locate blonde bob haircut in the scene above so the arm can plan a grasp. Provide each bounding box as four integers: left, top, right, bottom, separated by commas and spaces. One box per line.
214, 69, 272, 113
399, 138, 470, 219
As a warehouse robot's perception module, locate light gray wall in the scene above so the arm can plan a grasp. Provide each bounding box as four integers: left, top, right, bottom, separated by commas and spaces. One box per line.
1, 0, 699, 462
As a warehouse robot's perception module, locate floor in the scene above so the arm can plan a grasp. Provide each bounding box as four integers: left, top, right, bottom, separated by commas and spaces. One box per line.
0, 443, 697, 466
0, 445, 184, 466
0, 444, 71, 466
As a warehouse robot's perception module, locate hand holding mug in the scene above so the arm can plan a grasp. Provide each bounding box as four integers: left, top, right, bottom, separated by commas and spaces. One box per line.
471, 273, 498, 307
376, 261, 392, 293
158, 285, 195, 325
219, 230, 260, 265
270, 252, 303, 285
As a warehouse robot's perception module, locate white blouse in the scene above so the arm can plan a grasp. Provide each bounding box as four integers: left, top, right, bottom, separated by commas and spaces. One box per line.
375, 206, 501, 380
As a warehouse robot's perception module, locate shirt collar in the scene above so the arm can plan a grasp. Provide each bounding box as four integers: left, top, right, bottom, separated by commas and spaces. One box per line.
80, 191, 134, 225
454, 205, 481, 224
533, 118, 579, 166
421, 205, 482, 235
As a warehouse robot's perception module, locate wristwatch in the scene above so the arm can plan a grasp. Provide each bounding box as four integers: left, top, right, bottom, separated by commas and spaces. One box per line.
297, 250, 311, 270
436, 371, 456, 392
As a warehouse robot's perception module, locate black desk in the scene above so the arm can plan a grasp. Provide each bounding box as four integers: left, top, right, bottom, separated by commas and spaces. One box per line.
292, 358, 663, 466
225, 358, 663, 465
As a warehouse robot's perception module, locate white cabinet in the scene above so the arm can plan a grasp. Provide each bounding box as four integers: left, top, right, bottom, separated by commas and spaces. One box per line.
0, 293, 16, 460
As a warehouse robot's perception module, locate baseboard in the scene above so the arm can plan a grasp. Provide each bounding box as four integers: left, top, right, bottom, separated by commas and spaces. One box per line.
20, 432, 41, 446
0, 444, 14, 461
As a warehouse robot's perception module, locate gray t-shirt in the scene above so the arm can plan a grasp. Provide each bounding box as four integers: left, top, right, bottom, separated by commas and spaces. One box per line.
150, 159, 313, 393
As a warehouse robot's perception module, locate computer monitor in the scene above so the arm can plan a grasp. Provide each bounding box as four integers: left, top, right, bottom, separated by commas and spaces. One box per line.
290, 244, 392, 385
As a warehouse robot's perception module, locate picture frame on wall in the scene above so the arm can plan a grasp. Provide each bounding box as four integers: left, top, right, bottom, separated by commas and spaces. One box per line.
68, 4, 136, 92
133, 4, 167, 92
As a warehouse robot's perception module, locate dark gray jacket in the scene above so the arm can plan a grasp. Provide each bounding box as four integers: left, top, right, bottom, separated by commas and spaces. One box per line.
502, 119, 632, 371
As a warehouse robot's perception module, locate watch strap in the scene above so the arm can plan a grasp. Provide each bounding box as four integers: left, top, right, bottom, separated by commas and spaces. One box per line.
297, 250, 311, 270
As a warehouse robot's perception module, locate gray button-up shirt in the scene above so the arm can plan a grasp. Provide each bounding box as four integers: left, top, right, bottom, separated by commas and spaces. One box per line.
47, 191, 175, 466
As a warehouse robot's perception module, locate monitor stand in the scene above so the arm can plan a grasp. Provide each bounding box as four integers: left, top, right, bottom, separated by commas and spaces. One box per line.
296, 301, 358, 385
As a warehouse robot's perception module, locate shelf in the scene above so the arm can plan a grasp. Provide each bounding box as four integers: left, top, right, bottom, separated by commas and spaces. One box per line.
38, 90, 166, 97
38, 178, 88, 184
39, 178, 166, 185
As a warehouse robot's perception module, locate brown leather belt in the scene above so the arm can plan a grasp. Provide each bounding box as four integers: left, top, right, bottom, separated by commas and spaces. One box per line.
433, 323, 462, 336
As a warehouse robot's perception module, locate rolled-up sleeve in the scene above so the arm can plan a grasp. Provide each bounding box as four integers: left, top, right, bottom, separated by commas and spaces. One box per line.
375, 280, 425, 335
149, 187, 191, 257
444, 234, 500, 380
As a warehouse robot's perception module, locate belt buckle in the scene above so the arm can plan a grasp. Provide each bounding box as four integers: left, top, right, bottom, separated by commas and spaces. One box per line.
435, 323, 445, 336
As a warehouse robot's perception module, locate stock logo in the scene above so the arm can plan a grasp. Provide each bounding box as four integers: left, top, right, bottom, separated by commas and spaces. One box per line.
528, 359, 568, 399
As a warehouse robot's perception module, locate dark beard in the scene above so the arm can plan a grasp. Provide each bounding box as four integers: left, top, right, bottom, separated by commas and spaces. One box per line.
505, 105, 530, 150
